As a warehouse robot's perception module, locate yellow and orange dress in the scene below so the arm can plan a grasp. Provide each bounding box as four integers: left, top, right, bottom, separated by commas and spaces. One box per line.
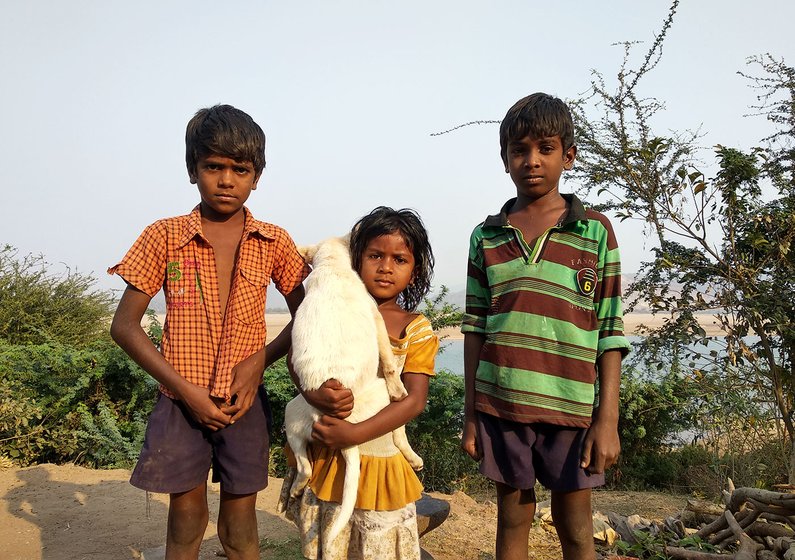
279, 314, 438, 560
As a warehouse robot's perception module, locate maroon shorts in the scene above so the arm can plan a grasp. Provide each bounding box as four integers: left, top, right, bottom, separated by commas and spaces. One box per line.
476, 412, 604, 493
130, 386, 272, 495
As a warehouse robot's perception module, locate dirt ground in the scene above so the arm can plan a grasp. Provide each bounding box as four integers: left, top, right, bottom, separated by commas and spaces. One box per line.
0, 463, 690, 560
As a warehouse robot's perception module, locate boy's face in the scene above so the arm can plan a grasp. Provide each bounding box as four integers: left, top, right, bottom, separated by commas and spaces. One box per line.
506, 135, 576, 201
190, 154, 260, 219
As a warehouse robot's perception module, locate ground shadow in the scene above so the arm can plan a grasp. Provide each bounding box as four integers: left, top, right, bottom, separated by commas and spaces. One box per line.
1, 466, 302, 560
2, 465, 169, 559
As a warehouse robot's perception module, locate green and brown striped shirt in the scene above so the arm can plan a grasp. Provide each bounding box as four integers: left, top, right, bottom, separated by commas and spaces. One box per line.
462, 194, 630, 428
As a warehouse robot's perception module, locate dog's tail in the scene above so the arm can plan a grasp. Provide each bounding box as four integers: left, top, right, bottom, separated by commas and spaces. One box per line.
327, 445, 360, 542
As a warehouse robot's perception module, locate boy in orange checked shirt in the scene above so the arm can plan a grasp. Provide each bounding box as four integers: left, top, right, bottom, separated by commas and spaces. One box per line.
109, 105, 308, 560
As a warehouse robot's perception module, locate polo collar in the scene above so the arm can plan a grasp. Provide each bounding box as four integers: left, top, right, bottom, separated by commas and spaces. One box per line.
483, 193, 587, 229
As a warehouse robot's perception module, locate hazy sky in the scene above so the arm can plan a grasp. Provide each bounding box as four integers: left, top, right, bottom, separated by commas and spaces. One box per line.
2, 1, 793, 305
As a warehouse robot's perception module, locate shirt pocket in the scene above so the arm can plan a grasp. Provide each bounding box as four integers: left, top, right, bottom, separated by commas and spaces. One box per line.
234, 264, 269, 325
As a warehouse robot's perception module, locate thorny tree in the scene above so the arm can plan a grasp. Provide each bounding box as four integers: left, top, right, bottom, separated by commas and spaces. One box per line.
571, 0, 795, 483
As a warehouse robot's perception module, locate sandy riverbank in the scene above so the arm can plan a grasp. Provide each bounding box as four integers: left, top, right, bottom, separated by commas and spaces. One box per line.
153, 311, 728, 343
263, 311, 728, 341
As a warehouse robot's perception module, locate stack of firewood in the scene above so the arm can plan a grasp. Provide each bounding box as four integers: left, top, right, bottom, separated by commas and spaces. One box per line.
605, 480, 795, 559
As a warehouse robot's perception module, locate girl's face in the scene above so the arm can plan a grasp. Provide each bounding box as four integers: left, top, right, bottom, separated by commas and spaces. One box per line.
358, 233, 415, 306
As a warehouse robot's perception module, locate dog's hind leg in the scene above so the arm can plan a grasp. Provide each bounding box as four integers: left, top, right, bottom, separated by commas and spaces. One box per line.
284, 400, 314, 498
372, 304, 408, 401
288, 439, 313, 498
392, 425, 424, 471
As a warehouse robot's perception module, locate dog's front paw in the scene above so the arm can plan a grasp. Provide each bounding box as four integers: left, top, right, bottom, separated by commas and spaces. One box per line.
387, 378, 409, 401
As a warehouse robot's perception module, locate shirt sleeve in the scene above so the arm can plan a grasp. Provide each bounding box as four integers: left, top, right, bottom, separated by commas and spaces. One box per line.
270, 228, 310, 296
594, 216, 631, 357
107, 221, 168, 298
461, 226, 489, 334
403, 315, 438, 376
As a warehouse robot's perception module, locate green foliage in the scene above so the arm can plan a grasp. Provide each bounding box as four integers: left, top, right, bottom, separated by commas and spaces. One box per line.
407, 370, 487, 494
613, 530, 716, 559
420, 286, 463, 332
263, 358, 298, 477
0, 339, 157, 467
420, 285, 464, 355
0, 246, 115, 346
613, 530, 668, 560
144, 309, 163, 348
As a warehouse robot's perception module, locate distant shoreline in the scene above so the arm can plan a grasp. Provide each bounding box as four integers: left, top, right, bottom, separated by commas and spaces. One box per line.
155, 312, 728, 342
263, 312, 730, 340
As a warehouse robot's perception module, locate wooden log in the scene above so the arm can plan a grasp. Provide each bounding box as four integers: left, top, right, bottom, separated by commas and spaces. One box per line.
746, 521, 795, 540
697, 511, 729, 539
729, 488, 795, 513
687, 499, 728, 517
710, 510, 757, 547
679, 510, 718, 528
724, 510, 763, 560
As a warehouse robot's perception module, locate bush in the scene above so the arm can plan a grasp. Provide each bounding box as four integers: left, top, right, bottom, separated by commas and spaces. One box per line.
0, 246, 115, 346
0, 340, 157, 467
263, 358, 299, 477
609, 365, 698, 488
407, 369, 486, 493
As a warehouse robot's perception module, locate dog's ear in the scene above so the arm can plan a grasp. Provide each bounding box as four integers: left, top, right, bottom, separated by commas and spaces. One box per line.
297, 244, 318, 264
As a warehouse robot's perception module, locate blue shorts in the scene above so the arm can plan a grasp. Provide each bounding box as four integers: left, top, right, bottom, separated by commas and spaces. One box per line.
476, 412, 604, 493
130, 386, 272, 495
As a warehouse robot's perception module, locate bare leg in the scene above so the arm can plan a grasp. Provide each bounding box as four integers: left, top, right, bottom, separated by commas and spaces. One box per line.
166, 483, 209, 560
551, 488, 596, 560
217, 490, 260, 560
495, 482, 535, 560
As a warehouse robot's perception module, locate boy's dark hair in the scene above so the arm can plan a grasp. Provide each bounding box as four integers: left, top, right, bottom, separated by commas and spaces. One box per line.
350, 206, 434, 312
185, 104, 267, 177
499, 92, 575, 166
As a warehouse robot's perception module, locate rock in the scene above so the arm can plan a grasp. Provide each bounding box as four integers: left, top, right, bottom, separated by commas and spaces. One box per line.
593, 512, 619, 545
416, 493, 451, 537
535, 500, 552, 523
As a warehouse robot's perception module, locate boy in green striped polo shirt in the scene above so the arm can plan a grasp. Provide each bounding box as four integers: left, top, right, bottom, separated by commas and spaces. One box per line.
460, 92, 631, 560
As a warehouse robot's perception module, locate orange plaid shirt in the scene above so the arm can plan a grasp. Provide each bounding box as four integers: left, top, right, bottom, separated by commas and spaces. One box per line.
109, 206, 308, 400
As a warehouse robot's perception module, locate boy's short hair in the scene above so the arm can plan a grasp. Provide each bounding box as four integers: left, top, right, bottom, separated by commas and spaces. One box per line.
499, 93, 575, 165
185, 104, 266, 177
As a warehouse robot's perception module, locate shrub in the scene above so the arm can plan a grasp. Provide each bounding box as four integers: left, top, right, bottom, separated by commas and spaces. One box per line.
407, 369, 486, 493
0, 340, 157, 467
0, 246, 115, 346
264, 358, 299, 477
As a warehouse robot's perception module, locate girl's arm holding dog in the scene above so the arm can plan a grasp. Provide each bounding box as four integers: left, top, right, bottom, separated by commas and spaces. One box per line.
310, 372, 429, 448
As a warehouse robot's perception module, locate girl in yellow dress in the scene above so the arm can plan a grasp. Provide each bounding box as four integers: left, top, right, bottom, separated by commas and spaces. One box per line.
280, 206, 438, 560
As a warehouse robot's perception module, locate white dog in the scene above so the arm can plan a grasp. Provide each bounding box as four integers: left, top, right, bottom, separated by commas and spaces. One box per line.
280, 235, 423, 542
